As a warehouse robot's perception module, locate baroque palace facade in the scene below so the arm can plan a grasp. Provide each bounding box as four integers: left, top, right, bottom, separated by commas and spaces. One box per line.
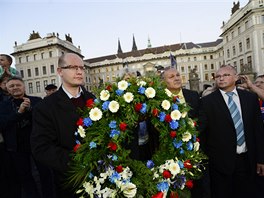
11, 0, 264, 97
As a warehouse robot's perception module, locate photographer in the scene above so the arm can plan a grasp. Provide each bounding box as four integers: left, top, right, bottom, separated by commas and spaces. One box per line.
0, 77, 42, 197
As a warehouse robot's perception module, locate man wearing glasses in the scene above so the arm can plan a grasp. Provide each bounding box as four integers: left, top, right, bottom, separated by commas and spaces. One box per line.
199, 65, 264, 198
31, 53, 95, 198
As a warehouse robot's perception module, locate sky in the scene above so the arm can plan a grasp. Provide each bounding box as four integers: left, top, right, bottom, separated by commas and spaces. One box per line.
1, 0, 249, 60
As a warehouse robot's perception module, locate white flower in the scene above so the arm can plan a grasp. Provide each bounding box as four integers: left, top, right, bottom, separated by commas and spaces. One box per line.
188, 118, 195, 127
83, 181, 93, 194
89, 107, 103, 121
78, 126, 86, 138
137, 80, 146, 86
182, 132, 192, 142
121, 183, 137, 198
118, 80, 129, 91
123, 92, 134, 103
169, 161, 180, 176
145, 87, 156, 98
193, 142, 200, 151
100, 90, 110, 101
170, 110, 182, 120
109, 101, 119, 113
181, 111, 187, 118
161, 100, 171, 110
165, 88, 173, 97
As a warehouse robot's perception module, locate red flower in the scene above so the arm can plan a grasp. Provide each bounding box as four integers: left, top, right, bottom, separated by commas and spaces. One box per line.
149, 81, 154, 86
196, 137, 200, 142
152, 108, 159, 117
162, 170, 172, 178
106, 85, 112, 91
170, 131, 177, 138
165, 114, 172, 123
108, 142, 118, 151
185, 180, 194, 189
119, 122, 127, 131
151, 192, 163, 198
184, 160, 193, 169
73, 144, 81, 152
115, 165, 123, 173
76, 118, 83, 126
193, 121, 197, 127
86, 99, 94, 108
173, 95, 179, 102
170, 191, 179, 198
135, 103, 143, 112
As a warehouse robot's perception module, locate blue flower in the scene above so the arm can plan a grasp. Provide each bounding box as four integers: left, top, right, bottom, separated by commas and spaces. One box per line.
102, 101, 110, 110
146, 160, 155, 169
178, 161, 184, 169
115, 89, 124, 96
172, 104, 179, 110
112, 154, 118, 161
109, 120, 117, 129
159, 112, 166, 122
110, 129, 120, 138
74, 131, 78, 136
192, 135, 197, 142
173, 175, 186, 189
89, 141, 97, 149
187, 141, 193, 151
83, 117, 92, 127
138, 87, 145, 94
157, 181, 169, 192
173, 139, 183, 149
94, 99, 100, 104
170, 120, 179, 129
89, 172, 94, 179
140, 103, 147, 114
75, 140, 80, 144
180, 148, 184, 154
109, 171, 121, 183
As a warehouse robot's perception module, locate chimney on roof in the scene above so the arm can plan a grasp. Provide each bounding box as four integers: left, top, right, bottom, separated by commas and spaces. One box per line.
147, 35, 152, 48
132, 34, 138, 51
117, 38, 123, 54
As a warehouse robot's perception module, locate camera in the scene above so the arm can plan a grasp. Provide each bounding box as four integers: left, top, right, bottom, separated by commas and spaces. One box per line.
236, 76, 245, 85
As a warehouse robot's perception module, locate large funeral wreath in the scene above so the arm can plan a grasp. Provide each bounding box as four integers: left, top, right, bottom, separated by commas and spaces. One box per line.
68, 75, 207, 198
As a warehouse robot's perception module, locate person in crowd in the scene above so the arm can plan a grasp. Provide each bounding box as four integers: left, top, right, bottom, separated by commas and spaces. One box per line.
0, 77, 41, 198
161, 67, 208, 198
201, 84, 217, 97
44, 84, 58, 97
199, 65, 264, 198
31, 53, 95, 198
0, 54, 20, 78
0, 76, 10, 101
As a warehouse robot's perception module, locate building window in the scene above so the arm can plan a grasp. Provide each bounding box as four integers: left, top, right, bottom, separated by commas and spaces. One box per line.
36, 81, 40, 93
194, 57, 197, 61
43, 80, 48, 88
188, 57, 190, 62
232, 46, 236, 55
19, 57, 22, 63
34, 54, 37, 61
28, 82, 33, 94
205, 73, 209, 81
245, 21, 249, 29
42, 66, 47, 75
51, 79, 56, 85
227, 49, 230, 58
194, 65, 198, 70
240, 59, 244, 69
50, 65, 55, 73
234, 61, 237, 69
231, 31, 234, 39
106, 75, 110, 81
247, 56, 252, 68
210, 64, 214, 70
226, 36, 229, 42
49, 51, 53, 58
210, 55, 213, 59
26, 56, 29, 62
27, 69, 31, 77
35, 68, 39, 76
204, 56, 207, 60
20, 70, 24, 78
182, 75, 186, 83
204, 64, 208, 70
239, 42, 242, 52
211, 73, 215, 80
181, 66, 185, 73
246, 38, 250, 49
238, 26, 241, 34
41, 52, 44, 59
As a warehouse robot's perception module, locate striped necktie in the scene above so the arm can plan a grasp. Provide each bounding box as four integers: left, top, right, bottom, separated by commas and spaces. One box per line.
226, 92, 245, 146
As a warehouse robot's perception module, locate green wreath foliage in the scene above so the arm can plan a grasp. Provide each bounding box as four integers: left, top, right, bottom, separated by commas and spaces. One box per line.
68, 76, 207, 198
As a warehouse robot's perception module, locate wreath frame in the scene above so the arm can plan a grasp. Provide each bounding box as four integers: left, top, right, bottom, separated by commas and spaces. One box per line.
68, 75, 207, 198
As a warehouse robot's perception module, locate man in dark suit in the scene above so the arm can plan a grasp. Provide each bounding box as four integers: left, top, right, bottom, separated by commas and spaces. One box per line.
31, 53, 95, 198
199, 65, 264, 198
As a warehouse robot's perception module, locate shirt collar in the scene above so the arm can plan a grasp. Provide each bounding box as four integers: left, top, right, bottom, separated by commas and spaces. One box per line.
62, 85, 83, 99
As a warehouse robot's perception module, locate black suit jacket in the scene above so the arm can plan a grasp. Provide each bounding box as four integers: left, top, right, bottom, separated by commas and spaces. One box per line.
31, 87, 95, 172
199, 89, 264, 175
182, 88, 200, 119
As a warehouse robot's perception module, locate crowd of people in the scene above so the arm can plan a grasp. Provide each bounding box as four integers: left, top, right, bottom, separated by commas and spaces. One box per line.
0, 52, 264, 198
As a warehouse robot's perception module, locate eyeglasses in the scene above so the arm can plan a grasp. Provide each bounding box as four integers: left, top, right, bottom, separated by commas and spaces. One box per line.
215, 74, 232, 79
60, 65, 85, 71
